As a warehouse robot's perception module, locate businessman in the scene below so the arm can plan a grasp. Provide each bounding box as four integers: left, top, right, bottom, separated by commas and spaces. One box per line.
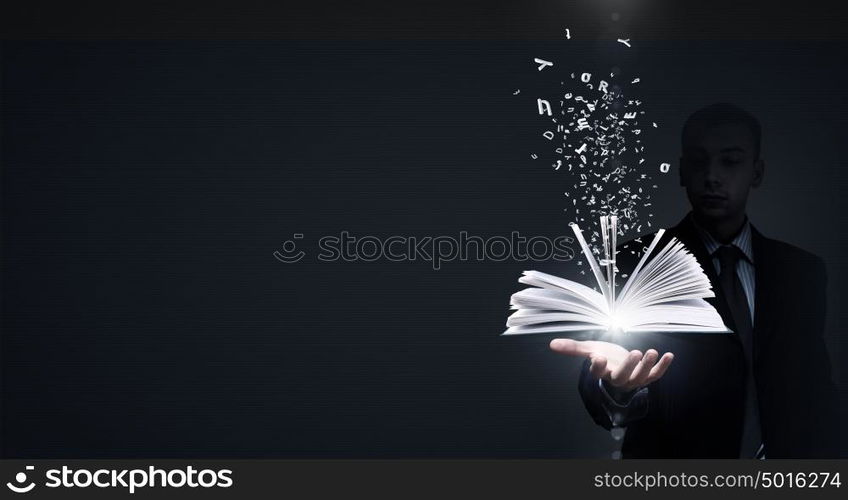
550, 103, 839, 458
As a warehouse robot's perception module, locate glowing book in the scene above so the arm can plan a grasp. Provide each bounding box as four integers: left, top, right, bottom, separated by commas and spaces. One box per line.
503, 215, 730, 335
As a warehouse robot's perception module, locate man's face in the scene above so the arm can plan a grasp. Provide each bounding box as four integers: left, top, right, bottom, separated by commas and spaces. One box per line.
679, 122, 764, 222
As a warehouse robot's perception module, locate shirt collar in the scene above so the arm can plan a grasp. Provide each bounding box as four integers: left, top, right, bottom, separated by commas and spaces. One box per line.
689, 212, 755, 264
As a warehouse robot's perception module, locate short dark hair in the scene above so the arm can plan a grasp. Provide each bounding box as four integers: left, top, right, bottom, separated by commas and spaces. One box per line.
681, 103, 762, 160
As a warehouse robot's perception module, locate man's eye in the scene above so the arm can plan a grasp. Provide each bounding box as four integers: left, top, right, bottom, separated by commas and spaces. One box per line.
721, 156, 743, 165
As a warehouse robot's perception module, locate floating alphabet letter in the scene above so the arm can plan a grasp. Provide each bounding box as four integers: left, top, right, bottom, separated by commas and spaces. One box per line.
534, 58, 554, 71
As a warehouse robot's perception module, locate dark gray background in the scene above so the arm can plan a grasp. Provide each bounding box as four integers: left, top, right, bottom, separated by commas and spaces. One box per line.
2, 39, 844, 458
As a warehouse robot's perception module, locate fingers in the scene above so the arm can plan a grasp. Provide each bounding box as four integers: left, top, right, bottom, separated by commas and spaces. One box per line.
549, 338, 593, 358
610, 350, 642, 386
644, 352, 674, 384
627, 349, 658, 385
550, 340, 675, 388
588, 355, 608, 380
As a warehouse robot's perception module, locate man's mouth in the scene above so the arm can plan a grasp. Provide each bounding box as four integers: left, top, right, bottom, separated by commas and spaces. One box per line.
700, 193, 728, 201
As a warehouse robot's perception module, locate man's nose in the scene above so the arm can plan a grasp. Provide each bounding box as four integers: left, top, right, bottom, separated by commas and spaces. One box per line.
703, 160, 723, 186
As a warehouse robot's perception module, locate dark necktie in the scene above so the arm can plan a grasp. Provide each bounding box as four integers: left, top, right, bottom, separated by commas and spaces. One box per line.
715, 245, 761, 458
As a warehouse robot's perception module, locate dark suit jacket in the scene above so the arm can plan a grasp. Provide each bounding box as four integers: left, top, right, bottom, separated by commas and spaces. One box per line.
578, 213, 839, 458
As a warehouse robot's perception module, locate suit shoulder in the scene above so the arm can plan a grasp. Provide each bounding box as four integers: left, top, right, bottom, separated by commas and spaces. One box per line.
758, 235, 827, 282
761, 236, 825, 268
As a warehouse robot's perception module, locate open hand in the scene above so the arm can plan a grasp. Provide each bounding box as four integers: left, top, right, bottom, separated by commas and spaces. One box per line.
549, 339, 674, 392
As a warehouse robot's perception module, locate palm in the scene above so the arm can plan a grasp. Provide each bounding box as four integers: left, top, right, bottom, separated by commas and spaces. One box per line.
549, 338, 674, 392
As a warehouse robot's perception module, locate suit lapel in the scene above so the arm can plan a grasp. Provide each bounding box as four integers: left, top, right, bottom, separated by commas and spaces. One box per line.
750, 225, 775, 362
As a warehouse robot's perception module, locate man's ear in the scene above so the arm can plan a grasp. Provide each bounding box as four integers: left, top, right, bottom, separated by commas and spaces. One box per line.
752, 158, 764, 188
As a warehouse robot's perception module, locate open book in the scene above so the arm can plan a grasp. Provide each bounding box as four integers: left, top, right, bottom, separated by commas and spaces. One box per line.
503, 215, 730, 335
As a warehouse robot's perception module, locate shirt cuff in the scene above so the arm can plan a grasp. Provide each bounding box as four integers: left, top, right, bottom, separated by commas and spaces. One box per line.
597, 379, 649, 426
